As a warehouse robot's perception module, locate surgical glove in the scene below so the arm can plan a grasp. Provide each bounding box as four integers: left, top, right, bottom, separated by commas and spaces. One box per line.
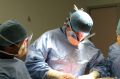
97, 77, 114, 79
117, 35, 120, 45
78, 71, 100, 79
47, 69, 76, 79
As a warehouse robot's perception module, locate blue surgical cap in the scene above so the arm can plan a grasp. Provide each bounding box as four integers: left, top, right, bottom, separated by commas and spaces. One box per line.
116, 19, 120, 35
0, 20, 27, 46
70, 10, 93, 33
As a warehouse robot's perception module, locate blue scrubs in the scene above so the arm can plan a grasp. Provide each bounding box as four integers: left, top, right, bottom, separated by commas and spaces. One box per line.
108, 43, 120, 78
0, 58, 31, 79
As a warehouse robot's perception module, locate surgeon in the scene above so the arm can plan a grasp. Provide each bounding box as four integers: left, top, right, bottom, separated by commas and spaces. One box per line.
25, 5, 109, 79
0, 20, 32, 79
108, 18, 120, 78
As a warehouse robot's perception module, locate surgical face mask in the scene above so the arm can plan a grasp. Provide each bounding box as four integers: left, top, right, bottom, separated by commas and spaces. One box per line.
66, 26, 88, 46
0, 34, 33, 57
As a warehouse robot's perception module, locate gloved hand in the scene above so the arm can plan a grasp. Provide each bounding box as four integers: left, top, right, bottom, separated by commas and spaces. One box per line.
117, 35, 120, 45
47, 69, 76, 79
78, 71, 100, 79
97, 77, 115, 79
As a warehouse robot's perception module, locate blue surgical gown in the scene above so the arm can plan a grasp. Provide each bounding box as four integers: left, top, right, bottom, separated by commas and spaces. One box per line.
25, 26, 109, 79
0, 57, 32, 79
108, 43, 120, 78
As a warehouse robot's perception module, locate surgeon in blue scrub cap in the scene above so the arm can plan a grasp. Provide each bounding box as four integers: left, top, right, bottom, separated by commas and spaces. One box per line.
108, 18, 120, 79
25, 5, 109, 79
0, 19, 32, 79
